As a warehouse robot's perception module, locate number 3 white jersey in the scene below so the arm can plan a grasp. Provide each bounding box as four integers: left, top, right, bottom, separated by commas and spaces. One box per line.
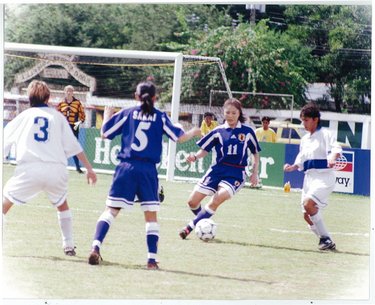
4, 105, 83, 165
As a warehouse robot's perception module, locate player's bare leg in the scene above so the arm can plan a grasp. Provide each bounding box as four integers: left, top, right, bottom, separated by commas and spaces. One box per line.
187, 191, 207, 215
2, 197, 14, 215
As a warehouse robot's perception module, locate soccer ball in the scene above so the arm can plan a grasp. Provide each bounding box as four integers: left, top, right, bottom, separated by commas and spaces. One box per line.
195, 219, 217, 241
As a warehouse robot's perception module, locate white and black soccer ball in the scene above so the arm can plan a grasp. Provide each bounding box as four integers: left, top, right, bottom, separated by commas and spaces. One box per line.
195, 219, 217, 241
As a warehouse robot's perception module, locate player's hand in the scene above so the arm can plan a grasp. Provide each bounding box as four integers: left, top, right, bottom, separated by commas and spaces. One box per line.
103, 106, 115, 120
86, 170, 97, 185
73, 121, 82, 131
249, 173, 258, 186
186, 153, 198, 163
283, 163, 296, 172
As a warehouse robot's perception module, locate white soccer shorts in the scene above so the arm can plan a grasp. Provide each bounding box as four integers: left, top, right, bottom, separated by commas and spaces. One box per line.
300, 169, 336, 211
3, 162, 69, 207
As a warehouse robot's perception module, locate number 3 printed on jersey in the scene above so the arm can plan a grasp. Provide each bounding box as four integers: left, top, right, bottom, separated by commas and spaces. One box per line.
34, 116, 49, 142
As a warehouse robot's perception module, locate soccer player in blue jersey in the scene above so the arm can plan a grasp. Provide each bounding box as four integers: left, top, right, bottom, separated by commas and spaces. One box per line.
179, 98, 261, 239
88, 81, 200, 269
284, 103, 341, 250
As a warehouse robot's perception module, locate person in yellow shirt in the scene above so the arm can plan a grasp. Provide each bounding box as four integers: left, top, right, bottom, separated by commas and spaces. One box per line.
200, 112, 218, 136
255, 116, 277, 143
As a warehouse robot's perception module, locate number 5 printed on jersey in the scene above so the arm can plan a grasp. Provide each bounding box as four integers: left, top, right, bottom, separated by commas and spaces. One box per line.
131, 122, 151, 151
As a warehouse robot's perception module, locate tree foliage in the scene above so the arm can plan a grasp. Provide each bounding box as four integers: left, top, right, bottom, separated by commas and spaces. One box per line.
4, 4, 371, 113
284, 5, 371, 112
186, 20, 315, 107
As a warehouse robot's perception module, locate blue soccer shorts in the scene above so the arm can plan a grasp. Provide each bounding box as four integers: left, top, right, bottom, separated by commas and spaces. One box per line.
106, 160, 160, 212
195, 163, 246, 198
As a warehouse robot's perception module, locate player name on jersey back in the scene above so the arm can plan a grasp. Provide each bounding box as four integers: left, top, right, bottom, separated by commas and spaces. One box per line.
132, 110, 157, 122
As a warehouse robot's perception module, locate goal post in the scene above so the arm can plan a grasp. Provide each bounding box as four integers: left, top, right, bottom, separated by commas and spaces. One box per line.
4, 42, 232, 181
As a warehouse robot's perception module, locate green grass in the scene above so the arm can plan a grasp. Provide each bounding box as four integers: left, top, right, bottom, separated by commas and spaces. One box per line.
2, 163, 371, 301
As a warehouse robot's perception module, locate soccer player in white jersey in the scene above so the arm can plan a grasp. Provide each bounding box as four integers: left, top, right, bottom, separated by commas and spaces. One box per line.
179, 98, 261, 239
88, 81, 200, 269
3, 80, 97, 256
284, 103, 342, 250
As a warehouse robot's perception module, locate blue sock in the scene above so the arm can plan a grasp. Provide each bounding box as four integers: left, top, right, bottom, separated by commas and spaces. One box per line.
191, 205, 214, 227
146, 222, 159, 263
191, 205, 202, 215
147, 235, 159, 261
92, 210, 114, 251
93, 221, 110, 251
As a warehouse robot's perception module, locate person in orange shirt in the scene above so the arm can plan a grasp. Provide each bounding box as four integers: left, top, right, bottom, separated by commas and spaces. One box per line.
57, 85, 86, 173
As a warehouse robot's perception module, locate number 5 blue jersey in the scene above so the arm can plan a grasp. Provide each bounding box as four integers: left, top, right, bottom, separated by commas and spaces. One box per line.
197, 121, 261, 167
101, 105, 184, 164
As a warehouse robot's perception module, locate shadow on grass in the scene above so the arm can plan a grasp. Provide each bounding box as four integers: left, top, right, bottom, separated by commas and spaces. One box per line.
4, 253, 275, 285
211, 239, 369, 257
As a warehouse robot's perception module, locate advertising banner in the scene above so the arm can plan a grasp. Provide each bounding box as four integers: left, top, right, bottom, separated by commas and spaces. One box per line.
78, 128, 370, 196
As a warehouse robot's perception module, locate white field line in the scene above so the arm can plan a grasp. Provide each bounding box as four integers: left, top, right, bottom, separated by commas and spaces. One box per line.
12, 204, 369, 237
270, 228, 369, 237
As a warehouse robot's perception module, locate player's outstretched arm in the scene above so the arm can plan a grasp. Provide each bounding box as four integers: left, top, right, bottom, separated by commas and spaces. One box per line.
76, 151, 97, 185
177, 127, 201, 143
186, 149, 208, 163
283, 163, 298, 172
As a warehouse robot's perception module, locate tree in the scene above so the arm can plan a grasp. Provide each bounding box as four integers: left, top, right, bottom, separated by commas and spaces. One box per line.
284, 5, 371, 112
184, 20, 315, 107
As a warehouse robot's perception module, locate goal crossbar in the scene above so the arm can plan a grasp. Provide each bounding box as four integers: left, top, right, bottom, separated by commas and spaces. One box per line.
5, 42, 182, 61
5, 42, 185, 181
5, 42, 232, 181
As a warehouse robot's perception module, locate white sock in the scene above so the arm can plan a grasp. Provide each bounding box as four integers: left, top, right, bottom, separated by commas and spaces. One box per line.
308, 224, 319, 237
309, 210, 330, 238
57, 210, 74, 248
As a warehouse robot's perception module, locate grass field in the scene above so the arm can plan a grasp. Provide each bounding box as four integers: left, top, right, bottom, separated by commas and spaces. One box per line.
1, 163, 372, 302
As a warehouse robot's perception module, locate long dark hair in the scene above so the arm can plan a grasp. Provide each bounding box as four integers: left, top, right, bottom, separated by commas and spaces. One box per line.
223, 98, 246, 123
136, 81, 156, 115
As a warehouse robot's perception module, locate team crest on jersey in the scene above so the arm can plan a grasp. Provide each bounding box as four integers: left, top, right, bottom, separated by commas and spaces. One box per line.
238, 133, 246, 142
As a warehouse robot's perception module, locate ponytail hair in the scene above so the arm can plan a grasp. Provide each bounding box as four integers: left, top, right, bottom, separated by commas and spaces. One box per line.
135, 81, 156, 115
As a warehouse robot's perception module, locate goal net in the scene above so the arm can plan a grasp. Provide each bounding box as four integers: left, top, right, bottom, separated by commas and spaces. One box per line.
4, 42, 232, 181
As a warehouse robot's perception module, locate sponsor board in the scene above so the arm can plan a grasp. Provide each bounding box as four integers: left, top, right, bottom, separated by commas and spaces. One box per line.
333, 151, 354, 194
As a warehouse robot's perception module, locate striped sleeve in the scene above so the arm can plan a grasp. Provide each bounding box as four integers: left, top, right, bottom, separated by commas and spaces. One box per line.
162, 113, 184, 141
101, 109, 129, 139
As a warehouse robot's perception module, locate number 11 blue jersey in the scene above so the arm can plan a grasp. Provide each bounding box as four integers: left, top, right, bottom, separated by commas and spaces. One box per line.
197, 121, 261, 167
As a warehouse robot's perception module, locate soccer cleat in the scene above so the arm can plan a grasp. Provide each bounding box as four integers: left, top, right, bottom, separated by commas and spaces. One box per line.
159, 185, 165, 203
179, 226, 192, 240
76, 168, 84, 174
64, 246, 76, 256
318, 236, 336, 250
88, 249, 102, 265
147, 261, 159, 270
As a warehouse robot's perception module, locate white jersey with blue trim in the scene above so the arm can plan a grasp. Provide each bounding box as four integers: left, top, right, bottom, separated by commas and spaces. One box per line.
197, 121, 261, 167
294, 126, 342, 173
101, 105, 184, 164
3, 106, 83, 165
